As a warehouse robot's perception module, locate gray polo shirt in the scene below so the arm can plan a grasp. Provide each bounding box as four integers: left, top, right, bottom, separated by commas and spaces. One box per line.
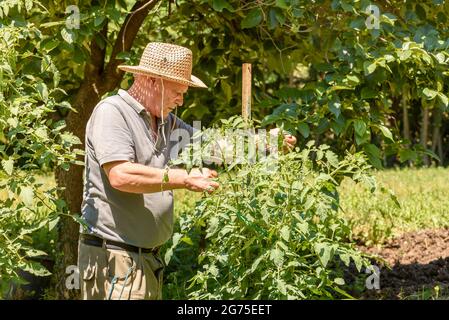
80, 89, 194, 249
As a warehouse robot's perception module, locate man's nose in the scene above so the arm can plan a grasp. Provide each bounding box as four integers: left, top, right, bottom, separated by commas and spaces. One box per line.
176, 95, 184, 106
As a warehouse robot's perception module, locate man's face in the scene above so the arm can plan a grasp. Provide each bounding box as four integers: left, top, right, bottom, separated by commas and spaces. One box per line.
161, 78, 189, 118
136, 75, 188, 119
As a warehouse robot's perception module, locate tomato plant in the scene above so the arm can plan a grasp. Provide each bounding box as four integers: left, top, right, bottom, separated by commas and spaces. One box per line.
164, 117, 379, 299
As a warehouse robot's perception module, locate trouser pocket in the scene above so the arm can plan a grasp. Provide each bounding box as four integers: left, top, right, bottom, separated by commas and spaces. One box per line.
142, 253, 165, 300
78, 242, 108, 300
105, 249, 142, 300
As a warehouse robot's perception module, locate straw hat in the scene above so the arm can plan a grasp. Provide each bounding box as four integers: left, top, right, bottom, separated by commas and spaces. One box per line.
118, 42, 207, 88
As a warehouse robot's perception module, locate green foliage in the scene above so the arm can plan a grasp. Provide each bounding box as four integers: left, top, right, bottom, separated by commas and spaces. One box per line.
148, 0, 449, 167
0, 2, 82, 297
164, 117, 375, 299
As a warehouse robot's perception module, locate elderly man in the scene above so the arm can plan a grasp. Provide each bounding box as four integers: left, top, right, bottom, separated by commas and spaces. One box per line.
78, 42, 296, 300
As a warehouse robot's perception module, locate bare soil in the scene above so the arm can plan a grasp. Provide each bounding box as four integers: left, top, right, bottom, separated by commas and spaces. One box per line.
352, 228, 449, 299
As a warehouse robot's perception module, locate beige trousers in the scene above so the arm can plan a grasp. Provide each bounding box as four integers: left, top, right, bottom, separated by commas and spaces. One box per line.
77, 241, 165, 300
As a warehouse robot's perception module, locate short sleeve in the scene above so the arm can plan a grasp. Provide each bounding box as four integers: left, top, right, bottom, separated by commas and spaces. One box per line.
88, 102, 135, 167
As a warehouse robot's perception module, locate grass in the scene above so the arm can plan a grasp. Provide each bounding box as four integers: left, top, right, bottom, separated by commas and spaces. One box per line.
339, 167, 449, 245
403, 285, 449, 300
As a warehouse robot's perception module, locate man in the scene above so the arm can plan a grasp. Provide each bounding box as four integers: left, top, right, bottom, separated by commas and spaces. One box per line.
78, 42, 296, 300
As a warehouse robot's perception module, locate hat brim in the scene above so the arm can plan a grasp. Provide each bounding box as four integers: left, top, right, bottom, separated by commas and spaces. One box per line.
117, 65, 208, 88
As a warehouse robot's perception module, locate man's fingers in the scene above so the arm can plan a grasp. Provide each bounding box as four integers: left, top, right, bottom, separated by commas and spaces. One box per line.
208, 169, 218, 178
284, 135, 297, 145
205, 181, 220, 193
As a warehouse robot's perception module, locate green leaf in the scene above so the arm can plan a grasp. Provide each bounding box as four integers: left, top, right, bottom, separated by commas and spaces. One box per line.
364, 143, 381, 158
334, 278, 345, 285
296, 221, 308, 235
43, 39, 59, 52
269, 8, 279, 29
36, 82, 48, 103
22, 261, 51, 277
378, 125, 394, 141
328, 98, 341, 118
270, 247, 284, 267
280, 225, 290, 241
277, 278, 287, 295
221, 80, 232, 102
398, 149, 417, 162
275, 0, 289, 9
437, 93, 448, 106
35, 126, 48, 140
363, 61, 377, 75
2, 159, 14, 175
346, 75, 360, 85
328, 85, 354, 93
48, 216, 60, 231
398, 50, 412, 61
71, 214, 90, 230
314, 243, 332, 267
268, 8, 285, 29
296, 122, 310, 138
339, 253, 351, 267
241, 8, 263, 29
250, 254, 265, 273
20, 186, 34, 206
60, 28, 75, 44
25, 249, 48, 258
422, 88, 438, 100
353, 120, 366, 136
60, 132, 82, 146
352, 255, 363, 272
172, 232, 183, 247
212, 0, 234, 12
325, 150, 339, 168
333, 285, 355, 299
340, 1, 353, 12
94, 15, 105, 27
25, 0, 33, 11
181, 236, 193, 245
364, 144, 382, 169
164, 248, 174, 266
361, 87, 377, 99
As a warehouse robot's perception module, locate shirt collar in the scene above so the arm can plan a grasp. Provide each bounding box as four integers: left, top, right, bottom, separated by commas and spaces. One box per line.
118, 89, 146, 116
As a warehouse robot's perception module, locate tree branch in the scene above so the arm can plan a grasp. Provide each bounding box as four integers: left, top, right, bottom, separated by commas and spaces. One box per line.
84, 21, 108, 83
102, 0, 160, 91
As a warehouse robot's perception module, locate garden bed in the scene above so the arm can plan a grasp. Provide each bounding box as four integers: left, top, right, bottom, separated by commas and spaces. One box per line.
356, 228, 449, 299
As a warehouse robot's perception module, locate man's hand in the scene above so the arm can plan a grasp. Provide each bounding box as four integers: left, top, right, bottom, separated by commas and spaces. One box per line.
184, 168, 220, 193
269, 128, 297, 153
283, 133, 297, 152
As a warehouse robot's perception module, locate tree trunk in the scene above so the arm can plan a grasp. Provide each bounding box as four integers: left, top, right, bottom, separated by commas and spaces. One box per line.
401, 89, 412, 167
52, 0, 160, 299
53, 81, 104, 300
432, 107, 442, 165
420, 104, 430, 166
402, 94, 410, 143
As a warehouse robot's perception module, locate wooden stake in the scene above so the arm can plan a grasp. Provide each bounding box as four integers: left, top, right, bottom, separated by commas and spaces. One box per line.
242, 63, 252, 121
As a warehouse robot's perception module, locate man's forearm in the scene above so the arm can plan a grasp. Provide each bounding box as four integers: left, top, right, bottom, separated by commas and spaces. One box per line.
108, 162, 188, 194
